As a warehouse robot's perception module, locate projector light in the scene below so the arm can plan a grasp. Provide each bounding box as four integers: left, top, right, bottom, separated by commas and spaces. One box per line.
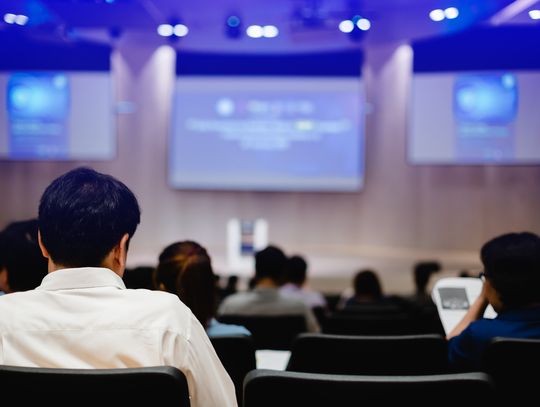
429, 9, 445, 22
157, 24, 174, 37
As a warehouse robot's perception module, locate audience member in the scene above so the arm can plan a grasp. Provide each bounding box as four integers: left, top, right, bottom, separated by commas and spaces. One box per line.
342, 269, 391, 309
123, 266, 155, 290
408, 260, 441, 306
157, 240, 250, 337
0, 219, 48, 294
0, 167, 236, 407
447, 232, 540, 371
218, 245, 320, 332
280, 254, 327, 309
219, 274, 240, 302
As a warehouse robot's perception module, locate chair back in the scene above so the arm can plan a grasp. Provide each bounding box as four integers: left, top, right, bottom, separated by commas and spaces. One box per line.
286, 333, 449, 375
483, 336, 540, 403
243, 369, 495, 407
0, 365, 190, 404
210, 335, 257, 406
323, 312, 420, 335
217, 315, 307, 350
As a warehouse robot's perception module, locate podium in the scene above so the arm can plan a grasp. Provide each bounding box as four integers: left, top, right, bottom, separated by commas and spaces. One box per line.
227, 218, 268, 273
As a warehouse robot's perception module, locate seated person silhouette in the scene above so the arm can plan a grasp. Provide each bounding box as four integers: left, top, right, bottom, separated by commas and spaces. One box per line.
0, 219, 48, 294
280, 254, 327, 309
447, 232, 540, 371
0, 167, 236, 407
341, 269, 395, 311
218, 245, 320, 333
156, 240, 250, 337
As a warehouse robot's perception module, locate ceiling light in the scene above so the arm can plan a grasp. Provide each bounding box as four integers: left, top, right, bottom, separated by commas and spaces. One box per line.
3, 13, 16, 24
263, 25, 279, 38
338, 20, 354, 33
157, 24, 174, 37
173, 24, 189, 37
429, 9, 445, 22
444, 7, 459, 19
356, 18, 371, 31
246, 25, 263, 38
529, 9, 540, 19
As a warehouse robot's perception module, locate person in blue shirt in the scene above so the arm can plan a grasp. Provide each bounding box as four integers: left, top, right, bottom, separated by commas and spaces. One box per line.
156, 240, 250, 337
447, 232, 540, 371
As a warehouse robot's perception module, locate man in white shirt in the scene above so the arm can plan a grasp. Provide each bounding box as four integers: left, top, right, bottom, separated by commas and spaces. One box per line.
218, 246, 320, 333
0, 167, 236, 407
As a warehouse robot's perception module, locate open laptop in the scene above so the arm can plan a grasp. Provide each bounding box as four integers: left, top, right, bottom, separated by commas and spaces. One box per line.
432, 277, 497, 336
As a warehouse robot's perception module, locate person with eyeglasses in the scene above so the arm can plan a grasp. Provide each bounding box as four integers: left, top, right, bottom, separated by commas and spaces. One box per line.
447, 231, 540, 370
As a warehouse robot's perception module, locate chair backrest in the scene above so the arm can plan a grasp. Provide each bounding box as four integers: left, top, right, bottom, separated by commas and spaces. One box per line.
210, 335, 257, 406
243, 369, 495, 407
482, 336, 540, 403
0, 365, 190, 404
286, 333, 449, 375
217, 315, 307, 350
322, 312, 421, 335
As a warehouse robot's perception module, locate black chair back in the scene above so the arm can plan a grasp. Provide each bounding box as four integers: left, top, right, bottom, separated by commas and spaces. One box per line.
217, 315, 307, 350
210, 335, 257, 406
286, 333, 449, 375
323, 312, 421, 335
0, 365, 190, 405
243, 369, 495, 407
483, 336, 540, 403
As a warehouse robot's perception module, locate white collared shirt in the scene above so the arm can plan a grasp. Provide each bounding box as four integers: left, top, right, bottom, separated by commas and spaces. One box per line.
0, 267, 237, 407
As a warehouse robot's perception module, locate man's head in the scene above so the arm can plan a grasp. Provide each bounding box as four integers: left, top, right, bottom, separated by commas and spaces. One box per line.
38, 167, 140, 271
0, 219, 47, 292
413, 261, 441, 293
286, 255, 308, 286
254, 245, 287, 284
481, 232, 540, 309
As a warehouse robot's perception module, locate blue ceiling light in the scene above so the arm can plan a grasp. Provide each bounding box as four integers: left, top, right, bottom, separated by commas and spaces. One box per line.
225, 15, 242, 39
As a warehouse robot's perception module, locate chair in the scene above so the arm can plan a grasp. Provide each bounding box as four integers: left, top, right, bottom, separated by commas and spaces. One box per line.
286, 333, 449, 375
482, 336, 540, 403
243, 369, 495, 407
217, 315, 307, 350
323, 312, 421, 335
210, 335, 257, 406
0, 365, 190, 405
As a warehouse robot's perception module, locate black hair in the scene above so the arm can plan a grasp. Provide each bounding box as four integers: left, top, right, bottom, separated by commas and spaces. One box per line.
286, 255, 308, 285
0, 219, 48, 291
255, 245, 287, 282
481, 232, 540, 308
413, 261, 441, 293
38, 167, 140, 268
353, 269, 383, 299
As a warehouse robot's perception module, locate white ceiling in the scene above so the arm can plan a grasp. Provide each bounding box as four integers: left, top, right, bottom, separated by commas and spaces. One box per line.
1, 0, 539, 53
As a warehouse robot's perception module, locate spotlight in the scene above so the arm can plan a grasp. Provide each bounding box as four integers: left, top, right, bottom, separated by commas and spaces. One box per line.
246, 25, 263, 38
14, 14, 28, 26
3, 13, 16, 24
225, 15, 242, 39
429, 9, 445, 22
529, 10, 540, 20
157, 24, 173, 37
173, 24, 189, 37
356, 18, 371, 31
444, 7, 459, 19
338, 20, 354, 33
340, 15, 370, 42
262, 25, 279, 38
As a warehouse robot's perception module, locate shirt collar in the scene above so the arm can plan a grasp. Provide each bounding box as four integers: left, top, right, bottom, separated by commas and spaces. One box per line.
37, 267, 126, 291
